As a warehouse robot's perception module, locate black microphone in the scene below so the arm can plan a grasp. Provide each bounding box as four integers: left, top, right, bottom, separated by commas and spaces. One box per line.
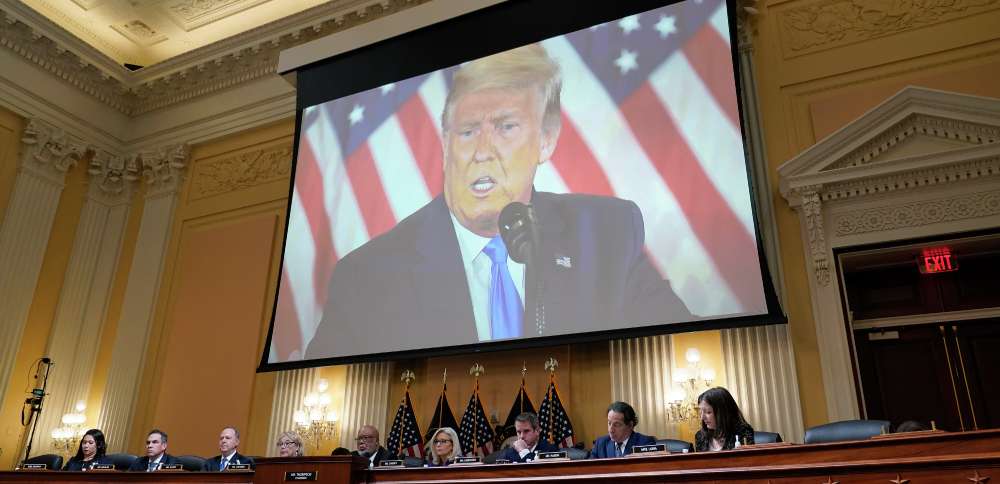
498, 202, 538, 264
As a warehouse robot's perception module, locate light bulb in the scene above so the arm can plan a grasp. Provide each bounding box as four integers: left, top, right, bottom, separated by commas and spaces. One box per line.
303, 393, 317, 407
326, 411, 338, 422
74, 401, 86, 413
702, 368, 716, 382
685, 348, 701, 364
317, 379, 329, 393
673, 367, 690, 383
62, 414, 73, 425
293, 410, 306, 424
319, 393, 331, 407
309, 410, 322, 422
669, 388, 685, 403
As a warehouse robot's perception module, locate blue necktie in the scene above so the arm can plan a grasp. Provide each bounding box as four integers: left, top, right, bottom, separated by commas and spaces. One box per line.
483, 236, 522, 339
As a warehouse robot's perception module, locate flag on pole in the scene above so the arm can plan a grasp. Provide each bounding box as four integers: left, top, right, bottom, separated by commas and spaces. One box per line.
496, 376, 536, 448
537, 374, 575, 449
458, 381, 496, 457
424, 383, 460, 444
386, 388, 424, 458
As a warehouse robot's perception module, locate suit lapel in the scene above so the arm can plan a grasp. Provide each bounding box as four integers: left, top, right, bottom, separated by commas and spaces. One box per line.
412, 196, 476, 340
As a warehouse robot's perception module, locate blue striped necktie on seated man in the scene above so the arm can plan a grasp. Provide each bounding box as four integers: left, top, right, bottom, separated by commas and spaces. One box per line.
483, 236, 523, 339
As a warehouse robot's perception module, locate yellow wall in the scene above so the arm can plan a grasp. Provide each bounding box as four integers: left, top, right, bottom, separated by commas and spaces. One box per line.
752, 0, 1000, 428
671, 330, 725, 443
127, 120, 293, 458
0, 107, 23, 229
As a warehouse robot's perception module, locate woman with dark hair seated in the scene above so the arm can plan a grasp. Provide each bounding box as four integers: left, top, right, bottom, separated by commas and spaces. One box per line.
63, 429, 112, 471
695, 387, 755, 452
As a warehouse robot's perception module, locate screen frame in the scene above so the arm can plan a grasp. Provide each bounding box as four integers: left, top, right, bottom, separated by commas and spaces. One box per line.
258, 0, 786, 373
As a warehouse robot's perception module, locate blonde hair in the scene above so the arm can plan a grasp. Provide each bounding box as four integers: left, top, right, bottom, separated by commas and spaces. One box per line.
442, 43, 562, 136
276, 431, 304, 457
426, 427, 461, 465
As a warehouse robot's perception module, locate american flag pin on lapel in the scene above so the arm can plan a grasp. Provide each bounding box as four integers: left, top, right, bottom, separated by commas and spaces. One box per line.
555, 256, 572, 268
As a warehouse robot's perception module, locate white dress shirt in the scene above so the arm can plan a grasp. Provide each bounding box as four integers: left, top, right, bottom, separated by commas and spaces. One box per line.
450, 214, 525, 341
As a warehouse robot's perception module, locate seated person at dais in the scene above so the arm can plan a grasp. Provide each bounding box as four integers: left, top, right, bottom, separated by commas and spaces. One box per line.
695, 387, 755, 451
202, 427, 254, 471
62, 429, 113, 471
499, 412, 559, 463
426, 427, 461, 467
275, 431, 304, 457
591, 401, 656, 458
128, 429, 179, 471
352, 425, 394, 467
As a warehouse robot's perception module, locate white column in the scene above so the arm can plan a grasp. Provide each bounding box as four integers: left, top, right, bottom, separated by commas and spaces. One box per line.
609, 335, 675, 439
338, 362, 391, 449
267, 368, 317, 456
96, 145, 189, 452
31, 150, 136, 453
0, 119, 85, 402
721, 324, 806, 443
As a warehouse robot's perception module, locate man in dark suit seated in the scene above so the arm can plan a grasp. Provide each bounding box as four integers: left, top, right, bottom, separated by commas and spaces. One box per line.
202, 427, 254, 471
351, 425, 393, 467
591, 402, 656, 458
499, 412, 559, 463
305, 43, 692, 360
128, 429, 179, 471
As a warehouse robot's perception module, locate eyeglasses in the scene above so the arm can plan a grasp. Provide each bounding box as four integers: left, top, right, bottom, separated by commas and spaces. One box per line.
355, 435, 376, 442
433, 439, 452, 445
278, 441, 298, 448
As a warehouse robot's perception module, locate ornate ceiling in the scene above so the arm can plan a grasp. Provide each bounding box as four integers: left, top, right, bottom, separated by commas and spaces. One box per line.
20, 0, 332, 67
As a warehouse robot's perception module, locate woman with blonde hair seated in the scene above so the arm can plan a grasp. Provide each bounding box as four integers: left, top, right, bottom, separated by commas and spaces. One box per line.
425, 427, 461, 466
275, 431, 304, 457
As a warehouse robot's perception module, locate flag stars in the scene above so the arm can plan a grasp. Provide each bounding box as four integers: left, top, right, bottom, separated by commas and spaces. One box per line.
349, 104, 365, 125
615, 49, 639, 75
655, 15, 677, 38
380, 83, 395, 95
618, 15, 640, 35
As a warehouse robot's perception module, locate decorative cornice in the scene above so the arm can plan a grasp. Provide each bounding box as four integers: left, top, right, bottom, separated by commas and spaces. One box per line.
736, 0, 760, 53
20, 118, 88, 184
0, 0, 430, 116
138, 143, 190, 197
777, 0, 1000, 58
833, 189, 1000, 237
190, 143, 293, 200
820, 155, 1000, 203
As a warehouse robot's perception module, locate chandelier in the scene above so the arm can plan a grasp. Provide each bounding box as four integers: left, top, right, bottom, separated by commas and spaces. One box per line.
293, 379, 339, 452
666, 348, 716, 424
51, 401, 88, 454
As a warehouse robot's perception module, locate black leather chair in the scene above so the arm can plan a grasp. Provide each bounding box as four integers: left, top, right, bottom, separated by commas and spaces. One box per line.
176, 455, 206, 471
24, 454, 63, 470
656, 438, 694, 453
754, 431, 783, 444
106, 453, 137, 471
804, 420, 890, 444
403, 456, 424, 467
483, 449, 504, 464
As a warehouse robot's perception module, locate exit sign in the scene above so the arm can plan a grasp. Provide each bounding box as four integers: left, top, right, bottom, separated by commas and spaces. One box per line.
918, 247, 958, 274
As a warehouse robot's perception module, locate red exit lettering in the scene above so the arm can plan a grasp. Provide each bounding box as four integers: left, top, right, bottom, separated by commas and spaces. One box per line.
919, 248, 958, 274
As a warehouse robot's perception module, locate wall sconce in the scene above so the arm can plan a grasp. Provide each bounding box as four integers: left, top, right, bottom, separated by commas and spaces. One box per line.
293, 379, 339, 453
666, 348, 715, 424
51, 401, 87, 454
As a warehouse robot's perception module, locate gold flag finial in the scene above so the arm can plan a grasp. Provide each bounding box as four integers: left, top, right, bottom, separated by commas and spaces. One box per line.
469, 363, 485, 378
401, 370, 415, 386
443, 368, 448, 384
521, 361, 528, 379
544, 357, 559, 373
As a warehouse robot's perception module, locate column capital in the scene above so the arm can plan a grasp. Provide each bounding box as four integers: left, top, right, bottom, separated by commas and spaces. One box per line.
136, 143, 190, 198
86, 150, 137, 206
20, 118, 88, 185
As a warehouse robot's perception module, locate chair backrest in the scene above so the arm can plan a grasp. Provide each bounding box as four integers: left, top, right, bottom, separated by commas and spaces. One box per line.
25, 454, 63, 470
482, 449, 504, 464
655, 438, 694, 453
754, 431, 783, 444
804, 420, 890, 444
106, 453, 137, 471
562, 447, 589, 460
403, 456, 424, 467
176, 455, 206, 471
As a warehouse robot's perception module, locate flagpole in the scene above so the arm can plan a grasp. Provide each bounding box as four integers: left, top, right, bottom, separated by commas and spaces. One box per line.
437, 368, 447, 433
469, 363, 485, 456
397, 370, 415, 456
520, 361, 527, 414
544, 357, 558, 443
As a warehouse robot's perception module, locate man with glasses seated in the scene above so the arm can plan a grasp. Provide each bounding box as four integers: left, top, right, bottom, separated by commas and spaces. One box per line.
351, 425, 393, 467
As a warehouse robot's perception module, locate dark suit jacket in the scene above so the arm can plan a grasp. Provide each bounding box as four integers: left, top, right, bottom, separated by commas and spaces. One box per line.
127, 454, 179, 472
62, 455, 112, 471
590, 432, 657, 459
351, 447, 393, 467
695, 423, 755, 451
201, 452, 255, 471
307, 192, 692, 359
498, 440, 559, 463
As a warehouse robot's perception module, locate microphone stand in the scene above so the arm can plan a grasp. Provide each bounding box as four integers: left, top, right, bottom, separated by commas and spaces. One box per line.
22, 358, 53, 465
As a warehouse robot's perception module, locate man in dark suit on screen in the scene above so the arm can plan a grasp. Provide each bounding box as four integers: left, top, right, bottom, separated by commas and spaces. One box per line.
591, 401, 656, 458
499, 412, 559, 463
306, 44, 691, 360
128, 429, 179, 472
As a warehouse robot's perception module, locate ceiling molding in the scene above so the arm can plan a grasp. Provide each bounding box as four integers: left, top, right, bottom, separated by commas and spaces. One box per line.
0, 0, 433, 116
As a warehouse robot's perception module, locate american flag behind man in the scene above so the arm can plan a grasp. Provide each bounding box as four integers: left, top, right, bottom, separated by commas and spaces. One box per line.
273, 0, 762, 361
537, 375, 575, 449
386, 388, 424, 458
